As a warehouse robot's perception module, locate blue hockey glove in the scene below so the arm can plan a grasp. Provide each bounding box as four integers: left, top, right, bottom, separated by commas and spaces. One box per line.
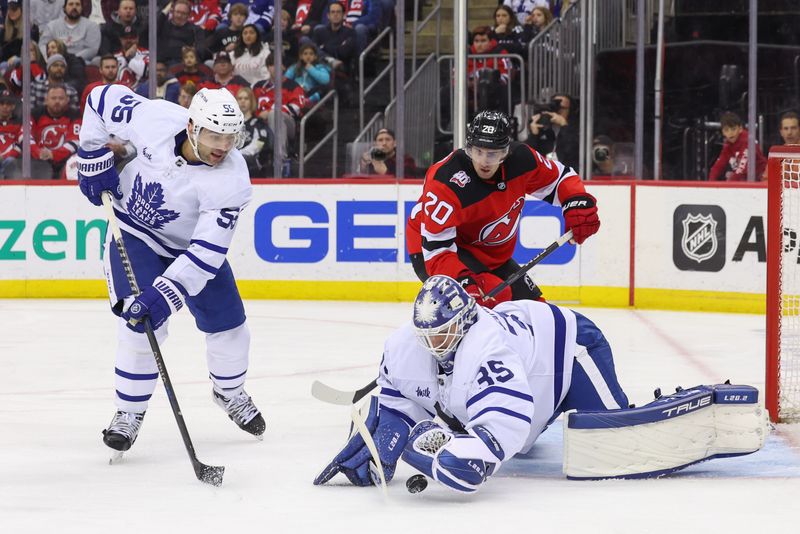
121, 276, 185, 333
403, 421, 501, 494
77, 147, 122, 206
313, 396, 412, 487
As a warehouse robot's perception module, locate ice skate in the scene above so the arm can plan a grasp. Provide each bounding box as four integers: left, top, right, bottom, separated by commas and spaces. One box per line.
102, 410, 145, 462
213, 389, 265, 438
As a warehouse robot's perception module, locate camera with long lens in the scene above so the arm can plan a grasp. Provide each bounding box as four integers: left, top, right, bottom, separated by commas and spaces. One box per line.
370, 148, 387, 161
532, 97, 562, 129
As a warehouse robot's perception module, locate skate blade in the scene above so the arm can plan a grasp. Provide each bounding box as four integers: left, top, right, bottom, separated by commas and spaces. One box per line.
108, 451, 125, 465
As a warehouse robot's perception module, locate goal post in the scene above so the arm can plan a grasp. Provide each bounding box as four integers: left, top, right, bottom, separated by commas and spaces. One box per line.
766, 144, 800, 423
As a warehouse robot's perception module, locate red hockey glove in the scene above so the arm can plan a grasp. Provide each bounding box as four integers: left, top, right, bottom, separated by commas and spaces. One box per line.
457, 272, 512, 309
562, 193, 600, 244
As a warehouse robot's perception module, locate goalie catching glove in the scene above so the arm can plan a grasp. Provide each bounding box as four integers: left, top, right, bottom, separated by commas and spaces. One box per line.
314, 396, 412, 487
402, 420, 504, 494
562, 193, 600, 244
121, 276, 185, 333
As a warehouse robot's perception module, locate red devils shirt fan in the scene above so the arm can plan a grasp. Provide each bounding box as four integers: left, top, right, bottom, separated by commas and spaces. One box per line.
407, 111, 600, 307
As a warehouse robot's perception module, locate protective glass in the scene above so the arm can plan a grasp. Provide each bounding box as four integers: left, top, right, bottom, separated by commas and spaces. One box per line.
465, 145, 509, 166
197, 128, 238, 152
414, 313, 466, 361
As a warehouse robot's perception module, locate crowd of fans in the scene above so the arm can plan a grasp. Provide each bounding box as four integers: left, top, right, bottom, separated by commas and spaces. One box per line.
0, 0, 790, 181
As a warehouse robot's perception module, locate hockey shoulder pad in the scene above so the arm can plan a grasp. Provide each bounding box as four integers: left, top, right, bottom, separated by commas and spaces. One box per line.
563, 383, 769, 480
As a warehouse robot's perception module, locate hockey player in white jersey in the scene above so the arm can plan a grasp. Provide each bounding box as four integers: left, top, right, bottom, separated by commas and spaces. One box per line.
77, 84, 265, 455
314, 275, 767, 492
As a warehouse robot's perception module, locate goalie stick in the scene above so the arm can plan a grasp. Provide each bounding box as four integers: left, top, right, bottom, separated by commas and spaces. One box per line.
311, 229, 575, 406
102, 192, 224, 487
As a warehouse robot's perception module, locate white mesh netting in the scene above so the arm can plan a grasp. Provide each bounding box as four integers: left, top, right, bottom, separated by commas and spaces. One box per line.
780, 157, 800, 420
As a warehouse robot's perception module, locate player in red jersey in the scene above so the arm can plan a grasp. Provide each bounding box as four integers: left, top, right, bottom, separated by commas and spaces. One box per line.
407, 110, 599, 308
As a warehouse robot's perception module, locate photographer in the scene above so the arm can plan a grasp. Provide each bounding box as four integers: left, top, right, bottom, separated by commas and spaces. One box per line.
525, 93, 579, 170
358, 128, 418, 177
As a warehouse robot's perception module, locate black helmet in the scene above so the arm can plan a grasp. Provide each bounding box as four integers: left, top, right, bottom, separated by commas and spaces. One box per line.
466, 111, 512, 150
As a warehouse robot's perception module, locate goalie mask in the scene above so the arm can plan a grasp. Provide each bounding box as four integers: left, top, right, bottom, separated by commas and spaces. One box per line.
187, 88, 244, 165
412, 275, 478, 362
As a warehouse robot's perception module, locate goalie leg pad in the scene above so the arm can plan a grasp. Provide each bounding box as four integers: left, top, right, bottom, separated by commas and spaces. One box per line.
563, 383, 769, 480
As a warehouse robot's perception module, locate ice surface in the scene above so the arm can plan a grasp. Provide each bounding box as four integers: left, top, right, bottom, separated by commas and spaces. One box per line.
1, 300, 798, 534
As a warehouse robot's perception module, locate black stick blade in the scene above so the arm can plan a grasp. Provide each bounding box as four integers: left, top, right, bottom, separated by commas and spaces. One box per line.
195, 463, 225, 487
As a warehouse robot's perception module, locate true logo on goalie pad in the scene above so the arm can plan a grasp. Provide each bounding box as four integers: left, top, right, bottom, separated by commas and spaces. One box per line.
661, 394, 711, 417
673, 204, 726, 272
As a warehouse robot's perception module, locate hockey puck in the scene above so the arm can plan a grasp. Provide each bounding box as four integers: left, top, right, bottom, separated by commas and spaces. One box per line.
406, 474, 428, 494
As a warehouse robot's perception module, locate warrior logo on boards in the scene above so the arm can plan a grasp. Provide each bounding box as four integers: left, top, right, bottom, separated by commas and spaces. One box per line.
673, 204, 726, 272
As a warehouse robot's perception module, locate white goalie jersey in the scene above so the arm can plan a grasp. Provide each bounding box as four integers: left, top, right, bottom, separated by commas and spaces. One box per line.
80, 85, 252, 296
377, 300, 578, 461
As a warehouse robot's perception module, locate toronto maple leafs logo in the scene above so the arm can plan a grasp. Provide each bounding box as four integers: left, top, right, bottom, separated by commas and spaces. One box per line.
126, 174, 180, 230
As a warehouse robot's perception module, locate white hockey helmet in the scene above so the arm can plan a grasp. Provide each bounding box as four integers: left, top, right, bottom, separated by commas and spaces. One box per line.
187, 87, 245, 163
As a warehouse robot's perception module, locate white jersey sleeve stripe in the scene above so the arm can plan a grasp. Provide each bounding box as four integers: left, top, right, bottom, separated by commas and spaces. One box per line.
466, 386, 534, 409
547, 303, 568, 410
184, 251, 219, 274
469, 406, 532, 425
380, 387, 405, 398
574, 347, 623, 410
380, 405, 417, 428
189, 239, 228, 254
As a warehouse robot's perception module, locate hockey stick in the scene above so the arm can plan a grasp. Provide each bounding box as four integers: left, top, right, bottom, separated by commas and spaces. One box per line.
311, 230, 575, 407
101, 192, 224, 487
350, 402, 388, 498
484, 229, 573, 299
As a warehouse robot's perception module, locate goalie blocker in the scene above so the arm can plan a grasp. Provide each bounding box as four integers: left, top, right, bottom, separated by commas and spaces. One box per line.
563, 383, 769, 480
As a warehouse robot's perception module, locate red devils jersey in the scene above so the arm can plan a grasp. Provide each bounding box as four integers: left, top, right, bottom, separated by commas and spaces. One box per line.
253, 78, 308, 118
0, 119, 22, 158
31, 110, 81, 163
408, 142, 586, 278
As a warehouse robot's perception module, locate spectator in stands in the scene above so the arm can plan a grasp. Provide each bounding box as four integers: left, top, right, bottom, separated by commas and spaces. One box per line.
0, 88, 22, 179
286, 43, 330, 104
503, 0, 549, 26
113, 26, 149, 88
156, 0, 202, 65
358, 127, 417, 177
39, 0, 101, 63
254, 53, 307, 177
708, 111, 767, 181
524, 5, 553, 38
549, 0, 572, 18
267, 9, 300, 65
292, 0, 328, 39
222, 0, 274, 37
1, 0, 24, 65
525, 93, 579, 169
467, 26, 510, 113
32, 54, 80, 112
172, 46, 210, 85
31, 0, 65, 29
30, 84, 81, 179
100, 0, 147, 56
80, 54, 119, 112
178, 80, 198, 108
45, 39, 86, 94
232, 23, 271, 85
186, 0, 223, 33
135, 61, 180, 103
5, 42, 47, 94
340, 0, 382, 55
313, 1, 357, 73
779, 111, 800, 145
236, 86, 272, 176
205, 2, 246, 57
491, 4, 528, 55
200, 50, 250, 94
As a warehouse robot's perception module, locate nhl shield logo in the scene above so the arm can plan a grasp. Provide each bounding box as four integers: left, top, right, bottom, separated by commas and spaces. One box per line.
672, 204, 726, 272
680, 213, 718, 262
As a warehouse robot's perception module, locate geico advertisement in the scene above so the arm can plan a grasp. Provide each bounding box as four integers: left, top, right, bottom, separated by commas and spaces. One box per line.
0, 183, 629, 286
635, 185, 767, 293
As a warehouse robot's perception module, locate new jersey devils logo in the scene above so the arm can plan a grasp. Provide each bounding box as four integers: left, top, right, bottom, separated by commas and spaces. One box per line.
475, 196, 525, 246
40, 125, 66, 149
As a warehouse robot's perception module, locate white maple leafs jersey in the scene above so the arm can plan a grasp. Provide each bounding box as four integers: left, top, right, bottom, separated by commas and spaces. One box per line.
80, 85, 252, 296
377, 300, 577, 462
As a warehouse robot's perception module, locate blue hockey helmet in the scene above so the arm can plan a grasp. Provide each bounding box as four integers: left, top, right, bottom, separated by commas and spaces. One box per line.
412, 275, 478, 361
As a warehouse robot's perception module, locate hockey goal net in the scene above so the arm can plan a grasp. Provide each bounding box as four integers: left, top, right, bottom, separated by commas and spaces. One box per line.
767, 145, 800, 422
